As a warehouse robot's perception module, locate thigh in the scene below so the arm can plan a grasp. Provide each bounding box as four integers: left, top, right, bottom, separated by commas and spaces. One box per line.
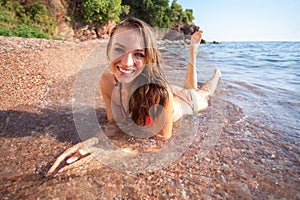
190, 89, 209, 112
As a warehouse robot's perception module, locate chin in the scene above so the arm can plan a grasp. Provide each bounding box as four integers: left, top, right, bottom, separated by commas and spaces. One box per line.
119, 76, 137, 85
117, 71, 142, 84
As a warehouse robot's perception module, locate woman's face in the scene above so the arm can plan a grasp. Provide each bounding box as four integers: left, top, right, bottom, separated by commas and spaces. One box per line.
108, 27, 146, 85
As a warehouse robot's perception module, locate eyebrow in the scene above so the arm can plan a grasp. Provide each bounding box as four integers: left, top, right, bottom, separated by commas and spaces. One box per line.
114, 43, 145, 51
115, 43, 126, 48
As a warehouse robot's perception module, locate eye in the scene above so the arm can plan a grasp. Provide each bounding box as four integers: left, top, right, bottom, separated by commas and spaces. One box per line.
134, 52, 145, 58
114, 47, 124, 53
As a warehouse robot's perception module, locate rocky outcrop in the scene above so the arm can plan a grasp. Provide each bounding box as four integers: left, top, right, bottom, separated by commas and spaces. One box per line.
95, 20, 116, 39
46, 0, 115, 41
72, 20, 115, 42
47, 0, 74, 40
180, 24, 199, 35
155, 26, 208, 45
162, 29, 185, 41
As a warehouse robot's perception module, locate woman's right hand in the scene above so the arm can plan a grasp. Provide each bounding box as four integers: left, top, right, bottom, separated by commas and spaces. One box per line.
46, 137, 98, 177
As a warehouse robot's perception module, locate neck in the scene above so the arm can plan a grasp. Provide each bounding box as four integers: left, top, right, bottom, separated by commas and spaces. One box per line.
119, 80, 136, 116
121, 81, 135, 94
122, 83, 133, 92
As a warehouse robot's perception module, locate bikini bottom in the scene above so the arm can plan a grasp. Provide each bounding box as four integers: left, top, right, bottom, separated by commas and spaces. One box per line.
173, 89, 198, 113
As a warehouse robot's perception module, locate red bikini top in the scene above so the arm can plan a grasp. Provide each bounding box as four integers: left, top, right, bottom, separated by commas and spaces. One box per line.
145, 115, 153, 126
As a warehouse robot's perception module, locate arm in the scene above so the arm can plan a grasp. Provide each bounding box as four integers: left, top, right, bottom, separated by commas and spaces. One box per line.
100, 71, 116, 122
155, 91, 174, 139
47, 72, 116, 176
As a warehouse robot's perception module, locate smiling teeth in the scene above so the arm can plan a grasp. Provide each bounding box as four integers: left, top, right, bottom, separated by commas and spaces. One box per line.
119, 67, 134, 74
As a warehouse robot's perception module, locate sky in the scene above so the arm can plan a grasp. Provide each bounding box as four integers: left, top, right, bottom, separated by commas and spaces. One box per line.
175, 0, 300, 41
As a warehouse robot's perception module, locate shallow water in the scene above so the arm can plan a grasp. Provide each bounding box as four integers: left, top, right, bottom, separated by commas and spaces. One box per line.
1, 41, 299, 199
160, 42, 300, 198
203, 42, 299, 139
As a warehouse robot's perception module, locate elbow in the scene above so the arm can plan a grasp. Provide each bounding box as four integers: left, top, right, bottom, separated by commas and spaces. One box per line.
159, 129, 172, 139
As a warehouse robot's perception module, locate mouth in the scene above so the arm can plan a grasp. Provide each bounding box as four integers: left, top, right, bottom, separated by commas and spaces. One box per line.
117, 67, 136, 75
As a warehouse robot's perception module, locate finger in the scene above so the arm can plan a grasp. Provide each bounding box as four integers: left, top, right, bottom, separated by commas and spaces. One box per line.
66, 152, 81, 164
78, 148, 90, 156
46, 154, 69, 177
46, 144, 83, 177
58, 154, 94, 174
65, 148, 90, 164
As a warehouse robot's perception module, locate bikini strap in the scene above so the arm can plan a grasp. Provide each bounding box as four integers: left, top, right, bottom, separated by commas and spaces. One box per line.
119, 82, 130, 119
114, 76, 120, 87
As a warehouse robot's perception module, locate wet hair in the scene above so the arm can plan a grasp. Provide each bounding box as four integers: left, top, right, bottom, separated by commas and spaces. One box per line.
107, 17, 169, 126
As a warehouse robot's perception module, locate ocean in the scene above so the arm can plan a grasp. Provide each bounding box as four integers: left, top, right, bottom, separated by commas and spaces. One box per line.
163, 41, 299, 138
161, 41, 300, 198
205, 42, 299, 136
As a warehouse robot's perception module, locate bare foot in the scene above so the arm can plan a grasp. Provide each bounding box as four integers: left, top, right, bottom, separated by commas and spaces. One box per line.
207, 68, 222, 95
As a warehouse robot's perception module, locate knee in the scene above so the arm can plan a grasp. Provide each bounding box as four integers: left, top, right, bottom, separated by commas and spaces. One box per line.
199, 84, 209, 92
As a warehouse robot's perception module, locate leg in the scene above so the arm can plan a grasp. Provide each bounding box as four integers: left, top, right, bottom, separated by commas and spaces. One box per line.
184, 31, 203, 89
200, 68, 222, 95
184, 43, 199, 89
191, 68, 221, 113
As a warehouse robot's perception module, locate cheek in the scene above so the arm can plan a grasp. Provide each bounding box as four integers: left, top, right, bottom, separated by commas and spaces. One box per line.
137, 64, 145, 71
108, 49, 122, 64
136, 63, 146, 74
109, 55, 121, 68
109, 60, 118, 73
136, 59, 146, 67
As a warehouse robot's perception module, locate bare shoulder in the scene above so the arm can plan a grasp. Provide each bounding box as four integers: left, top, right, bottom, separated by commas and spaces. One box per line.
100, 71, 115, 94
101, 71, 115, 83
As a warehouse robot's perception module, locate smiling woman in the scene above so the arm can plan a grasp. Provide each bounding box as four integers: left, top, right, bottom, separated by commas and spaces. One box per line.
102, 18, 170, 133
46, 17, 221, 176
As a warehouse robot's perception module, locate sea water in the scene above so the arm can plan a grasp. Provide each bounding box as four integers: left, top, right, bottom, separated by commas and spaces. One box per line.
163, 41, 300, 139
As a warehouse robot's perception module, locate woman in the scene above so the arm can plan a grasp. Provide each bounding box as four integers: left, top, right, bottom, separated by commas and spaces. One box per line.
46, 18, 221, 176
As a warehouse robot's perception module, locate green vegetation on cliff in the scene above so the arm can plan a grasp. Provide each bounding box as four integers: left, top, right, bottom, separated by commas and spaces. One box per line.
122, 0, 194, 28
0, 0, 56, 39
81, 0, 123, 24
0, 0, 195, 39
80, 0, 195, 28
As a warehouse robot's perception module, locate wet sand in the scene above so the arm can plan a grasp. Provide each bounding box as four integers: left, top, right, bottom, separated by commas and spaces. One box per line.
0, 36, 299, 199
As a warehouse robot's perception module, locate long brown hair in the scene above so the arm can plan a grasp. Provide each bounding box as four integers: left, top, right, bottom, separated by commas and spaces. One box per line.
107, 17, 169, 126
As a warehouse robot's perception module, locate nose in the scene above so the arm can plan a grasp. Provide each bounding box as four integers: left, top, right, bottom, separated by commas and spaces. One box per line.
121, 52, 134, 66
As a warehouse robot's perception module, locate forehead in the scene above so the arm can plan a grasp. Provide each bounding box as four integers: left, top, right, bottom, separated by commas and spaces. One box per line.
111, 28, 145, 51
